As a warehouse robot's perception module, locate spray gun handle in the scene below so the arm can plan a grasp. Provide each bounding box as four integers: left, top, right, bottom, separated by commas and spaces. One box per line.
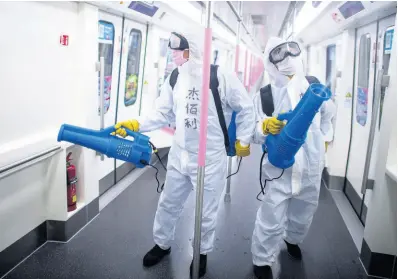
125, 129, 140, 138
102, 126, 138, 139
277, 110, 293, 122
101, 126, 117, 135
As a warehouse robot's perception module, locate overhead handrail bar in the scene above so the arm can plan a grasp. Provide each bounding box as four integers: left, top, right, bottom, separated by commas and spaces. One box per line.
226, 1, 262, 52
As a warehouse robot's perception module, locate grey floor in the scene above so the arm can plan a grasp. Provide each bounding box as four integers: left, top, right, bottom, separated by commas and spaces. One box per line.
329, 189, 364, 252
4, 144, 368, 279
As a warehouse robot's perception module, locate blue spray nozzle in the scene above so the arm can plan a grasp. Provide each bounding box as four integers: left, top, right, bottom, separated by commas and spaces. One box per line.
310, 83, 332, 100
265, 83, 331, 169
57, 124, 152, 168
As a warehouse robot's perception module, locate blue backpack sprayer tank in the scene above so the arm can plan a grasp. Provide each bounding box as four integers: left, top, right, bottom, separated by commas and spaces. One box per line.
57, 125, 152, 168
265, 83, 332, 169
227, 112, 237, 157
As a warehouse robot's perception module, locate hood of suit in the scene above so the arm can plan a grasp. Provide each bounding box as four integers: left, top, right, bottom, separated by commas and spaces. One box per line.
175, 28, 204, 77
263, 37, 304, 88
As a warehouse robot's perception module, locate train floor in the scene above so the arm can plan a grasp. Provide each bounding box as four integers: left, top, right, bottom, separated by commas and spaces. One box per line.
4, 145, 368, 279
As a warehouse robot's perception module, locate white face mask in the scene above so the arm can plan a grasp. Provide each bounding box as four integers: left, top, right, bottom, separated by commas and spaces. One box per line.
275, 56, 296, 76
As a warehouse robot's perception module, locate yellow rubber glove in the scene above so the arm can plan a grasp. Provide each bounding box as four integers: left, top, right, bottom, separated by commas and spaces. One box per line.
235, 140, 250, 157
325, 142, 329, 152
114, 119, 140, 138
262, 117, 285, 135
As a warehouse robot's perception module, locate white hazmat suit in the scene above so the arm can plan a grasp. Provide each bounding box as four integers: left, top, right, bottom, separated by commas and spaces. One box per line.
138, 30, 255, 254
251, 37, 336, 266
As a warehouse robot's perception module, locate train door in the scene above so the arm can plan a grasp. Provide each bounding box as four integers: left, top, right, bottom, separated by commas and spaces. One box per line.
97, 12, 122, 195
363, 15, 396, 216
345, 21, 377, 224
345, 15, 395, 224
115, 19, 147, 182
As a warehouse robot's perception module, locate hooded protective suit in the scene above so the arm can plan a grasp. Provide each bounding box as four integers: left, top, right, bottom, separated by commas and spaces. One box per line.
138, 29, 255, 254
251, 37, 336, 266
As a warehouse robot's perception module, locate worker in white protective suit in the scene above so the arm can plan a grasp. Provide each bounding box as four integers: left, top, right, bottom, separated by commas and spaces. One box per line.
114, 30, 255, 278
250, 37, 336, 279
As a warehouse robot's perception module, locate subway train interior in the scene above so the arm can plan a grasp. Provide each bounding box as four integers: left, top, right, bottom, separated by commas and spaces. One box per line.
0, 1, 397, 279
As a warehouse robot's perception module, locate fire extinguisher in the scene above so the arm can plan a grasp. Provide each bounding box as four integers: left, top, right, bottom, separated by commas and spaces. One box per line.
66, 152, 77, 212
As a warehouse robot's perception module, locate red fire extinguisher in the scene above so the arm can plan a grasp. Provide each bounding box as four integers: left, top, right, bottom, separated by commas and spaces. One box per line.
66, 152, 77, 212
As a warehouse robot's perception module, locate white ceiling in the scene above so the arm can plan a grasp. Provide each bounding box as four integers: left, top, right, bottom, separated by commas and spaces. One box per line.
229, 1, 291, 50
97, 1, 291, 52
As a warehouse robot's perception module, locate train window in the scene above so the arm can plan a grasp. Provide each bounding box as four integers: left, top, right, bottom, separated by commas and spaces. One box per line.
338, 1, 365, 20
326, 44, 336, 91
125, 29, 142, 106
356, 33, 371, 126
156, 38, 170, 97
379, 26, 394, 129
159, 38, 168, 57
163, 49, 175, 81
98, 20, 115, 114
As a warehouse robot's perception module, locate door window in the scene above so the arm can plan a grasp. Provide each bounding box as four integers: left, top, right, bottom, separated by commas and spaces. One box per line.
125, 29, 142, 106
156, 38, 175, 98
164, 49, 175, 81
326, 44, 336, 91
98, 20, 115, 114
356, 34, 371, 126
161, 38, 175, 82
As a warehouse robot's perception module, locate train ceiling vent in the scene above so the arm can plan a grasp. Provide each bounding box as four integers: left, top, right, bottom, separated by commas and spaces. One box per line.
251, 14, 266, 25
158, 11, 166, 20
128, 1, 159, 17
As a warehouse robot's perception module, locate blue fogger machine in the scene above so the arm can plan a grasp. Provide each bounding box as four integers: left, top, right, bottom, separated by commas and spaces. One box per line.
265, 83, 332, 169
57, 124, 152, 168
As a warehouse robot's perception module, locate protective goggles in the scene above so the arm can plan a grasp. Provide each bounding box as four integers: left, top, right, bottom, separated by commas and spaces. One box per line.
269, 41, 301, 64
168, 32, 189, 51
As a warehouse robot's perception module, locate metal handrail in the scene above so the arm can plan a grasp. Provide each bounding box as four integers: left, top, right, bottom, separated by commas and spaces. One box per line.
226, 1, 262, 52
226, 1, 242, 22
0, 146, 61, 178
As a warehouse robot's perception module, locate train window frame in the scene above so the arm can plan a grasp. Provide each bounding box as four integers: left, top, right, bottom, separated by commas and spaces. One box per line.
98, 20, 115, 115
356, 33, 371, 127
124, 28, 143, 107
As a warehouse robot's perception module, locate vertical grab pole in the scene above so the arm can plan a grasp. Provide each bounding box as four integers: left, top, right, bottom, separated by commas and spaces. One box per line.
192, 2, 213, 279
224, 157, 233, 203
225, 1, 243, 203
248, 52, 253, 92
244, 49, 248, 90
